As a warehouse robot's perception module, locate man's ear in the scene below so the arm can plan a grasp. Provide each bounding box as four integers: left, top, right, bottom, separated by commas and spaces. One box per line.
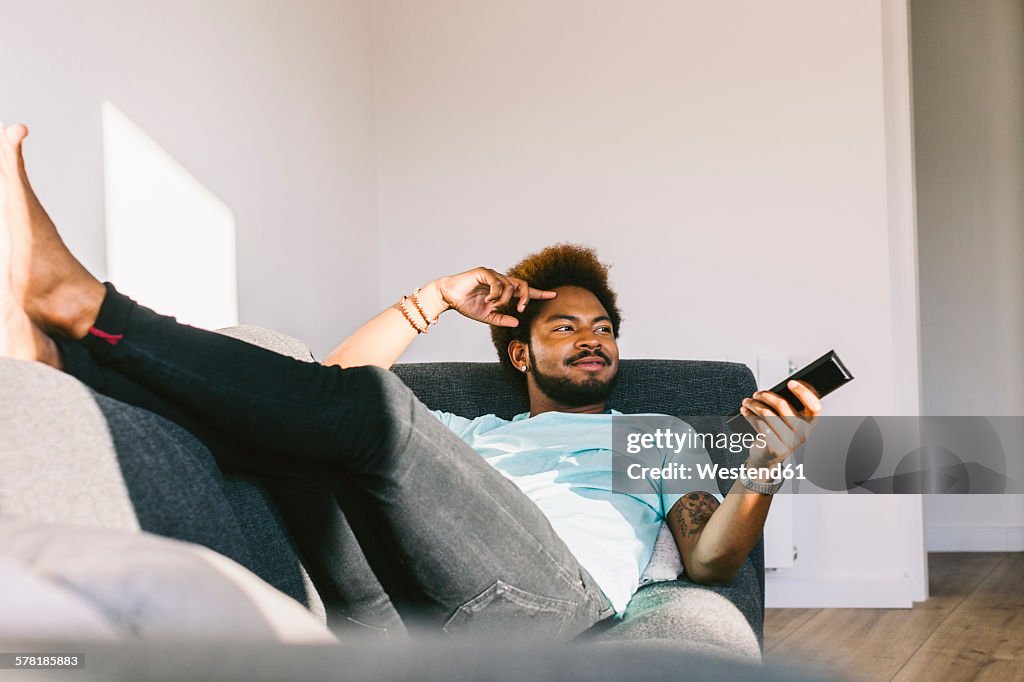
509, 340, 529, 372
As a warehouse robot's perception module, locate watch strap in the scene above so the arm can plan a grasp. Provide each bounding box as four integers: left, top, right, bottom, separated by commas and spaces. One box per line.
740, 470, 785, 495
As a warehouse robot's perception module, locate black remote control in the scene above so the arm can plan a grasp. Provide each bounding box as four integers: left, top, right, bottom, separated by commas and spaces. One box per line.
727, 350, 854, 435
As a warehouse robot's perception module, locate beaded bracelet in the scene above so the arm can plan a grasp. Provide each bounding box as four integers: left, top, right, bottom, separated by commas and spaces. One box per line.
395, 296, 428, 334
410, 288, 441, 328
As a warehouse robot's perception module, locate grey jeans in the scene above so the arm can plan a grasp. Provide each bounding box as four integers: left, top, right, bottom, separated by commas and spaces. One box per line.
70, 283, 614, 639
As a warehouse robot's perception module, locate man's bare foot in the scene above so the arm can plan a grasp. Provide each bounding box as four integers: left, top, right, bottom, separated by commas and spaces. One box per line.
0, 122, 106, 339
0, 124, 62, 367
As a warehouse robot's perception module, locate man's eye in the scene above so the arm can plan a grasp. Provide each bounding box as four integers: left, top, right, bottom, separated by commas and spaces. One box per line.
596, 326, 612, 334
555, 326, 573, 332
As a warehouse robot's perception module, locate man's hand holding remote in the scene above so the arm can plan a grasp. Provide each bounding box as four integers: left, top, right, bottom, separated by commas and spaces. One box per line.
740, 380, 822, 476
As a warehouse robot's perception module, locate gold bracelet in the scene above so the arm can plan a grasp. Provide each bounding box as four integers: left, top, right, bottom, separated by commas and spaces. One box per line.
395, 297, 427, 334
410, 288, 440, 328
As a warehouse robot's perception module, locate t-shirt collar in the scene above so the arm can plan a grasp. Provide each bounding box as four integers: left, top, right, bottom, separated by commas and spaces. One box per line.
512, 407, 620, 421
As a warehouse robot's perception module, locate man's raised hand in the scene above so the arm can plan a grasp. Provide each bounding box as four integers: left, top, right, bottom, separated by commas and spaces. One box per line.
438, 267, 556, 328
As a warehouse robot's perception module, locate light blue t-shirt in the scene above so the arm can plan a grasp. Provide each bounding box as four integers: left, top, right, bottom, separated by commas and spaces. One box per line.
432, 408, 721, 615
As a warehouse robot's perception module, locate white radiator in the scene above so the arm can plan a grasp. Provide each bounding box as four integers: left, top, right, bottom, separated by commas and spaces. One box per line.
725, 354, 797, 569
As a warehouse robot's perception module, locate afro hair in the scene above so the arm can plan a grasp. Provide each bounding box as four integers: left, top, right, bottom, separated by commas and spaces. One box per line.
490, 243, 622, 388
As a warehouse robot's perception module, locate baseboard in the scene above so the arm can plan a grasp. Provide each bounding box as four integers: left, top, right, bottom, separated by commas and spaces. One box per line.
765, 575, 915, 608
926, 525, 1024, 552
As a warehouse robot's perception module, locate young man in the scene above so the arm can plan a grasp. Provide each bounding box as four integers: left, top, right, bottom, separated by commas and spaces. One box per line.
0, 122, 820, 639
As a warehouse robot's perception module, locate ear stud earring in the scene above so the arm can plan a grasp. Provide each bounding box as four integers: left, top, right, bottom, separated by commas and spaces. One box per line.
520, 366, 528, 372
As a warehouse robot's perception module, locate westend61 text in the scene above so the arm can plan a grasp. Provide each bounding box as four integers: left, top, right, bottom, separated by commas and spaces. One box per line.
625, 462, 806, 482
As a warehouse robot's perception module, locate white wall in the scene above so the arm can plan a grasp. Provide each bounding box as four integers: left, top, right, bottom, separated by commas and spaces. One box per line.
911, 0, 1024, 551
372, 0, 926, 606
1, 0, 929, 607
0, 0, 379, 357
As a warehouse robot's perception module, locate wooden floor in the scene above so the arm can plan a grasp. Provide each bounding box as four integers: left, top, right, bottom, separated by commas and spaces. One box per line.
764, 552, 1023, 681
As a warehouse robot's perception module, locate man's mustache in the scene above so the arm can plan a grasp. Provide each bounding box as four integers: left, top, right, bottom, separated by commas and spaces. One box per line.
565, 349, 612, 366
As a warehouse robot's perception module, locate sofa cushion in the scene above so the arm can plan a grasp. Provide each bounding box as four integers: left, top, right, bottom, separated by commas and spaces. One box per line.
0, 519, 335, 643
220, 475, 327, 622
0, 358, 250, 565
581, 581, 761, 660
0, 556, 119, 641
0, 355, 326, 622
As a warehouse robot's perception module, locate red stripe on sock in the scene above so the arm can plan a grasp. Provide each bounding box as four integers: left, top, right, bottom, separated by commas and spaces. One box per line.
88, 326, 123, 346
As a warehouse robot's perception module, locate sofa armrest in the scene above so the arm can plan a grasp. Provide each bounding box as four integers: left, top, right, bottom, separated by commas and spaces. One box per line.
581, 579, 761, 661
0, 357, 254, 567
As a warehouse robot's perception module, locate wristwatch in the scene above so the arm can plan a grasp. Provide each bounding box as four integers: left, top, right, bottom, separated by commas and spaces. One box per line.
740, 470, 785, 495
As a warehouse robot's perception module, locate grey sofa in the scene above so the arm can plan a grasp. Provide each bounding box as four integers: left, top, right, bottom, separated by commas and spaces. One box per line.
0, 326, 762, 658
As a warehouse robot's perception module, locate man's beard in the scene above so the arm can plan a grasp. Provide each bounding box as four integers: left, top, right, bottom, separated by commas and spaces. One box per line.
528, 346, 618, 408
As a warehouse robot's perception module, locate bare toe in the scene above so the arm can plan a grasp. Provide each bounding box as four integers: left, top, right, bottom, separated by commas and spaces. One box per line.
5, 123, 28, 146
0, 122, 27, 175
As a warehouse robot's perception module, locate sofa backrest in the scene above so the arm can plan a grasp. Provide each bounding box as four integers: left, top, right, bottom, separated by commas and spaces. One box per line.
391, 359, 757, 498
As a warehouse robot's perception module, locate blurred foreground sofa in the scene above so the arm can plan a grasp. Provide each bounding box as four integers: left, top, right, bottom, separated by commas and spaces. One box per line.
0, 326, 764, 664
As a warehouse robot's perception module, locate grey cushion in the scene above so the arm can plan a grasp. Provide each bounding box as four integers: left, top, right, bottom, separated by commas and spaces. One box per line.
0, 324, 328, 623
201, 325, 327, 622
0, 556, 120, 641
582, 578, 761, 660
578, 559, 763, 662
0, 518, 334, 642
0, 358, 251, 566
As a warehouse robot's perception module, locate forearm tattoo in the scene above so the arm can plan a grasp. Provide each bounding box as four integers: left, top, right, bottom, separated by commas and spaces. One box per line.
673, 491, 720, 538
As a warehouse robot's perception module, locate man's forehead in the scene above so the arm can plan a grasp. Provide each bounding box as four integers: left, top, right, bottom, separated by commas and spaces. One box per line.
534, 286, 610, 321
